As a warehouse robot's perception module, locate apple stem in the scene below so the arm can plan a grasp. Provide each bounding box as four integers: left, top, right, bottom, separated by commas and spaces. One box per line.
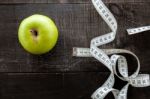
30, 29, 38, 37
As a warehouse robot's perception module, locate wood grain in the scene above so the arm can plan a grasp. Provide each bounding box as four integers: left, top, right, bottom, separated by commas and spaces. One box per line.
0, 72, 149, 99
0, 0, 149, 4
0, 3, 150, 72
0, 1, 150, 99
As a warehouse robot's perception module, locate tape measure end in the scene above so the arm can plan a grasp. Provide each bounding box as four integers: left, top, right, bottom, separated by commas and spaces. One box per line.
127, 29, 134, 35
72, 47, 78, 57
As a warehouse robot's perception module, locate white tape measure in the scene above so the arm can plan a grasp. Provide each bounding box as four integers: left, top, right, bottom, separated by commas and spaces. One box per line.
127, 26, 150, 35
72, 0, 150, 99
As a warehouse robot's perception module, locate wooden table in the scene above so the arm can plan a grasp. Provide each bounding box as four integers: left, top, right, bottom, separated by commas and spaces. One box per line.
0, 0, 149, 99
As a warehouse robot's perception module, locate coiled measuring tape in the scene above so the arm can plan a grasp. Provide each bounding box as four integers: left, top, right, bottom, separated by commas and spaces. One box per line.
72, 0, 150, 99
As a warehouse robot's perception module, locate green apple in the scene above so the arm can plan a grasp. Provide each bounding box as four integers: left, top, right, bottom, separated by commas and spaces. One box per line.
18, 14, 58, 55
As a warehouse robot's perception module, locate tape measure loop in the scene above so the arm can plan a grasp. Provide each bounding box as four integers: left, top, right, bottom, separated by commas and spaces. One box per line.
72, 0, 150, 99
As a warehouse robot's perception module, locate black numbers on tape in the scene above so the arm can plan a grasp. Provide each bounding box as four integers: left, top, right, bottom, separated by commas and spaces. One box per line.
137, 80, 141, 84
106, 60, 110, 64
108, 18, 112, 22
99, 6, 102, 9
95, 51, 98, 54
99, 38, 103, 42
121, 91, 125, 94
111, 60, 115, 63
102, 10, 106, 13
104, 37, 107, 41
91, 48, 94, 52
96, 2, 99, 6
98, 53, 102, 57
143, 80, 146, 84
100, 91, 104, 94
108, 35, 112, 39
73, 0, 150, 99
105, 14, 109, 18
128, 26, 150, 35
109, 78, 112, 82
132, 80, 136, 84
102, 57, 106, 61
104, 88, 108, 91
121, 96, 125, 99
96, 94, 100, 98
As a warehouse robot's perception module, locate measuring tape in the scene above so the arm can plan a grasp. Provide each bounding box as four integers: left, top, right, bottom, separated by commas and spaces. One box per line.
72, 0, 150, 99
127, 26, 150, 35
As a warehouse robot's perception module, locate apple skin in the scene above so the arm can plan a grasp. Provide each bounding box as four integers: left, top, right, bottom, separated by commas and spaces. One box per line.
18, 14, 58, 55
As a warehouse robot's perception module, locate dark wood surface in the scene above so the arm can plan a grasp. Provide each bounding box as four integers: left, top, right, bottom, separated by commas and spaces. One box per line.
0, 0, 149, 99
